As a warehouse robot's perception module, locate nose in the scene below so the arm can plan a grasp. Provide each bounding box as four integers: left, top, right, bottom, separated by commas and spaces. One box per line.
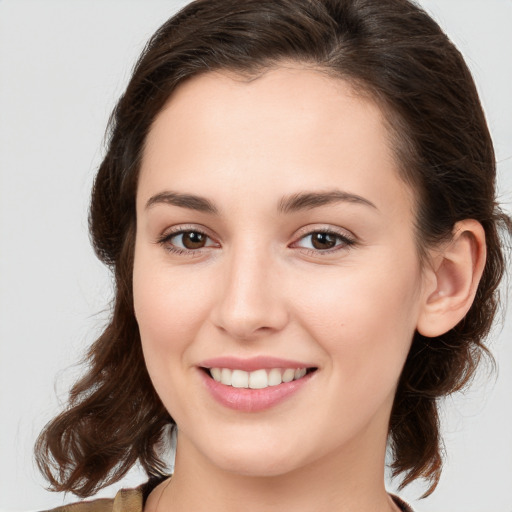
210, 245, 289, 341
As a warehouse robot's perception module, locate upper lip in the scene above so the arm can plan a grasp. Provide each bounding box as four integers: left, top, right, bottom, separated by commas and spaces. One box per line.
199, 356, 317, 372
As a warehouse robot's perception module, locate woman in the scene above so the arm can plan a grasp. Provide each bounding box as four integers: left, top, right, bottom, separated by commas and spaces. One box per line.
33, 0, 510, 511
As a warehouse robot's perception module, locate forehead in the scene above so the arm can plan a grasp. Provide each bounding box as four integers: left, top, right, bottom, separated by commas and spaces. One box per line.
146, 66, 384, 155
139, 66, 414, 217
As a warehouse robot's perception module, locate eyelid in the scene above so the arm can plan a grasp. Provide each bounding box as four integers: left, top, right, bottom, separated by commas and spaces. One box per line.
292, 224, 356, 242
290, 225, 357, 254
155, 223, 356, 257
156, 224, 220, 254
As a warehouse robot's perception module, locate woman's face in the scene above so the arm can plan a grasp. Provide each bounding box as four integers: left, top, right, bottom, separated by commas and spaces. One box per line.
133, 67, 430, 477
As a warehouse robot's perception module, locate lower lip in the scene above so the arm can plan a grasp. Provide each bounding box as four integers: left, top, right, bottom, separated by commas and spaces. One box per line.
200, 370, 314, 412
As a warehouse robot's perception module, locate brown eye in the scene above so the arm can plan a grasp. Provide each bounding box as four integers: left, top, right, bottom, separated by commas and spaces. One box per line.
294, 230, 355, 253
181, 231, 207, 249
162, 230, 217, 253
310, 232, 338, 250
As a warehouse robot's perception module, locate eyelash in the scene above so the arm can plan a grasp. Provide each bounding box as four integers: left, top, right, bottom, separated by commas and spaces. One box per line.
157, 226, 217, 257
292, 229, 356, 256
157, 227, 356, 257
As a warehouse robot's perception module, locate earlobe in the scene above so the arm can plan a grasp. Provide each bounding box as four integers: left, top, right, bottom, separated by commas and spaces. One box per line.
417, 220, 487, 338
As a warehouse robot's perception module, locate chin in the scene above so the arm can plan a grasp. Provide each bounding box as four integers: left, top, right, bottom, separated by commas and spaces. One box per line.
216, 452, 303, 478
197, 433, 309, 478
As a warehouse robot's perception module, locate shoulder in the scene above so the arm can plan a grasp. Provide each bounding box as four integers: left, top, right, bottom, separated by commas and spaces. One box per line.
42, 487, 143, 512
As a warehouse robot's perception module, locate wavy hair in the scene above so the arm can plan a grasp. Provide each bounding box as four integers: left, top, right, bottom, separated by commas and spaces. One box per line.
35, 0, 510, 498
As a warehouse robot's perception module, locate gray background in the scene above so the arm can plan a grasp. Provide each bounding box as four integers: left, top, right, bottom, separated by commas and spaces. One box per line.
0, 1, 510, 511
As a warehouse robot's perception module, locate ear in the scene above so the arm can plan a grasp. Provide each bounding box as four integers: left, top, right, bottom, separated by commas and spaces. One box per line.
417, 220, 487, 338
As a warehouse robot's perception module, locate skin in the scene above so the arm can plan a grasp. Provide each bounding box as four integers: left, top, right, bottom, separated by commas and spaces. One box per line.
133, 66, 485, 512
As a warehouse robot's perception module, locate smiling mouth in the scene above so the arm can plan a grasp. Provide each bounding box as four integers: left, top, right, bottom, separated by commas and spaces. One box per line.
201, 367, 317, 389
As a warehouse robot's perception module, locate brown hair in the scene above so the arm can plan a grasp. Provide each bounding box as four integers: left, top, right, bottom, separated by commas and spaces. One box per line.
35, 0, 510, 499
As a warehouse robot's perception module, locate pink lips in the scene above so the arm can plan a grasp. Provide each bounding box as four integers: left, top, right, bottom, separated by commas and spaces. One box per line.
198, 356, 316, 412
200, 356, 314, 371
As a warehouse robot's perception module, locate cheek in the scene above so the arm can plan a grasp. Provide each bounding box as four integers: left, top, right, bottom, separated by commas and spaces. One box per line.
132, 251, 210, 365
132, 250, 216, 419
294, 251, 423, 388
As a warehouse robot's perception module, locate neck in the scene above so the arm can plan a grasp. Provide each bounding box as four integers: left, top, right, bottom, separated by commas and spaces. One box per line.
149, 426, 397, 512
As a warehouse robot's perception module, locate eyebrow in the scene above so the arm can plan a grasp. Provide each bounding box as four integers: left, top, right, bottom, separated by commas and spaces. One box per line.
145, 191, 218, 214
278, 190, 377, 213
144, 189, 377, 215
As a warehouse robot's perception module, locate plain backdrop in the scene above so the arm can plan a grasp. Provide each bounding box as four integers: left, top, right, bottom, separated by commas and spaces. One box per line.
0, 1, 511, 511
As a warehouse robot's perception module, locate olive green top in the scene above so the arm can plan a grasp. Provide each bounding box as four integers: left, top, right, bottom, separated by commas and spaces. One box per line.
43, 487, 143, 512
43, 482, 414, 512
41, 487, 143, 512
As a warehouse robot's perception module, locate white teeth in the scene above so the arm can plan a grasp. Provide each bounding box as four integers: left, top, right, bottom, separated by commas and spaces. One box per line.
282, 368, 295, 383
220, 368, 232, 386
249, 369, 268, 389
210, 367, 222, 382
231, 369, 249, 388
268, 368, 282, 386
208, 367, 309, 389
295, 368, 307, 379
